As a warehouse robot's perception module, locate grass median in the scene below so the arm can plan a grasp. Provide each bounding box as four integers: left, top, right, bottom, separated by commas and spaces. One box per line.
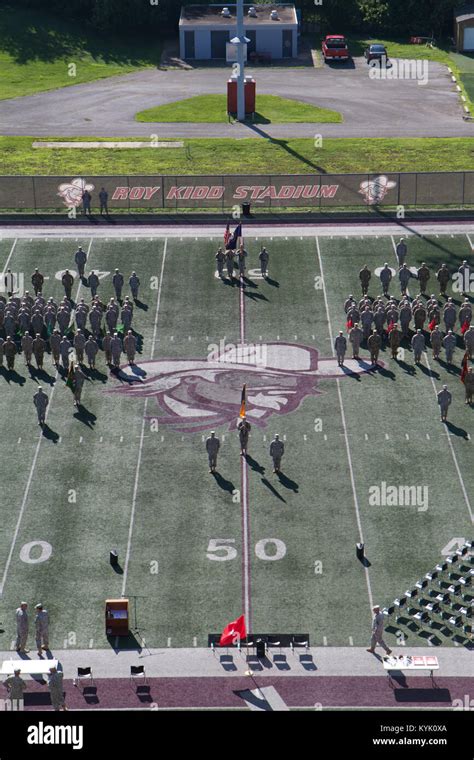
1, 136, 473, 176
136, 94, 342, 124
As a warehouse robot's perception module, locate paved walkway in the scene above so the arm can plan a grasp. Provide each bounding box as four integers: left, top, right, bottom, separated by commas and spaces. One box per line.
1, 222, 474, 239
1, 647, 471, 679
1, 62, 471, 138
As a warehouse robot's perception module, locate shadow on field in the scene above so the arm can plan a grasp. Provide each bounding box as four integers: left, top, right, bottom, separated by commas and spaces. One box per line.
211, 472, 235, 493
261, 477, 286, 503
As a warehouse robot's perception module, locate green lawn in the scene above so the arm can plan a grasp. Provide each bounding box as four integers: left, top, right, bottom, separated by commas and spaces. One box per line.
0, 233, 472, 649
136, 94, 342, 124
2, 136, 474, 177
0, 5, 160, 100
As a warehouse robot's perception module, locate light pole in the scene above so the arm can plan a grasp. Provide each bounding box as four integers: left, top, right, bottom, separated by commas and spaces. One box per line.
232, 0, 248, 122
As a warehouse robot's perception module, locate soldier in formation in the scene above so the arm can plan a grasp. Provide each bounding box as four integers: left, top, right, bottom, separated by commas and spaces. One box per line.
206, 431, 220, 473
270, 434, 284, 474
238, 417, 251, 455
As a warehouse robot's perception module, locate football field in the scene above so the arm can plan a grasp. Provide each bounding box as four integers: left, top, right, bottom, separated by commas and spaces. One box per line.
0, 227, 472, 652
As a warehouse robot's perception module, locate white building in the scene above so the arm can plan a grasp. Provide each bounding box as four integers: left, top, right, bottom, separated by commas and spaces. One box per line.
179, 4, 298, 61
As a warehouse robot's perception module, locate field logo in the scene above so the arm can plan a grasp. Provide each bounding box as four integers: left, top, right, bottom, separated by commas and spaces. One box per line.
110, 342, 381, 432
359, 175, 397, 205
57, 177, 94, 208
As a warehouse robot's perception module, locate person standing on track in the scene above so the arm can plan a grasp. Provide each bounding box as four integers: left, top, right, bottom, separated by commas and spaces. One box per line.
366, 605, 392, 655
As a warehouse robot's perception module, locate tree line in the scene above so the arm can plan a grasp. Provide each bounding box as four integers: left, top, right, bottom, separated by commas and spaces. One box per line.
2, 0, 463, 38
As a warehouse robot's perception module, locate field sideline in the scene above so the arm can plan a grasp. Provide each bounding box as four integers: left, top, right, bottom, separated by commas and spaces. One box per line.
0, 223, 472, 654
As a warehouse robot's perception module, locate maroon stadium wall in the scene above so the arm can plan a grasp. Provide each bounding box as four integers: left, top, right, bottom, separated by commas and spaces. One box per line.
0, 172, 473, 211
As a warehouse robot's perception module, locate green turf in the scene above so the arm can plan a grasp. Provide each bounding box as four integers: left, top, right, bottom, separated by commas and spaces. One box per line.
135, 94, 342, 124
2, 136, 474, 177
0, 5, 160, 101
460, 74, 474, 103
0, 233, 472, 650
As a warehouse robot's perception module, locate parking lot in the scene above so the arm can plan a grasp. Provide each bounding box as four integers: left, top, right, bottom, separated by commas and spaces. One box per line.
0, 57, 471, 138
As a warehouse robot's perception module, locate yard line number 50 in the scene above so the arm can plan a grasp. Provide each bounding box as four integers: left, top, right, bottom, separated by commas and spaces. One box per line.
206, 538, 287, 562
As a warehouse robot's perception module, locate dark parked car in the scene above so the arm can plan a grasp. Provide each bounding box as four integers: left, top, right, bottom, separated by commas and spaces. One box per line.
364, 43, 388, 64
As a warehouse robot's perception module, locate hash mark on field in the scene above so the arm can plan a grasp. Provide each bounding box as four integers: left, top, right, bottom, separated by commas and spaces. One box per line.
324, 434, 327, 441
58, 437, 61, 444
263, 434, 266, 441
405, 434, 409, 440
181, 436, 184, 441
161, 435, 164, 442
349, 637, 354, 646
169, 336, 174, 341
89, 639, 94, 648
193, 637, 197, 647
385, 433, 389, 440
17, 437, 21, 444
167, 638, 171, 647
222, 435, 225, 442
323, 636, 328, 646
99, 436, 103, 443
277, 335, 280, 340
283, 434, 287, 441
304, 434, 307, 441
426, 434, 430, 440
364, 433, 368, 441
120, 436, 123, 443
79, 436, 83, 443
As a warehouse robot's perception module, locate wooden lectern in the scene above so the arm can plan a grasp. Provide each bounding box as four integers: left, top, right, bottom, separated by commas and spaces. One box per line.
105, 598, 129, 636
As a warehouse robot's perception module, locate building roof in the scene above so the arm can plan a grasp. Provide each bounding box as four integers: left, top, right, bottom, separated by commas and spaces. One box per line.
180, 4, 297, 27
454, 4, 474, 20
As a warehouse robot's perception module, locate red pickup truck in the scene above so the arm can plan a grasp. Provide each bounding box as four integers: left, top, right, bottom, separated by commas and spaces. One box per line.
322, 35, 351, 63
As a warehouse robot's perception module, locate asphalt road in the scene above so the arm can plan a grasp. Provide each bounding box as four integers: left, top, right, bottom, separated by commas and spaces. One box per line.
1, 59, 472, 138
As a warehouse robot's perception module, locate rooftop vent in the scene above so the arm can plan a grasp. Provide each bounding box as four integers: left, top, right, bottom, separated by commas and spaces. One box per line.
248, 6, 257, 16
221, 7, 231, 17
270, 9, 279, 20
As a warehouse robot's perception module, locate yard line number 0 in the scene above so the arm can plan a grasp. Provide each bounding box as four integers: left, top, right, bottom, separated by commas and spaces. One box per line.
206, 538, 287, 562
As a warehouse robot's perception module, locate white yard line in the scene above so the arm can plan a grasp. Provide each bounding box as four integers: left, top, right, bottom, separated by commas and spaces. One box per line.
315, 236, 374, 616
121, 239, 168, 596
466, 232, 473, 249
0, 238, 93, 596
239, 269, 251, 631
1, 238, 18, 274
390, 237, 473, 524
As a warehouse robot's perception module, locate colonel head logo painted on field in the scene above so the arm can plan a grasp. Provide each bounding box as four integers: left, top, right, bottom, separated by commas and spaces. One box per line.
110, 342, 379, 432
57, 178, 95, 208
359, 175, 397, 205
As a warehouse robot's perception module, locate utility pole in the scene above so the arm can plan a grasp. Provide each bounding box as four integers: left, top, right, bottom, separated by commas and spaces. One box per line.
235, 0, 246, 121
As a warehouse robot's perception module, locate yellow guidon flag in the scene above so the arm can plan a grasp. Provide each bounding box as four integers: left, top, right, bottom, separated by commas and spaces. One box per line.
239, 384, 246, 418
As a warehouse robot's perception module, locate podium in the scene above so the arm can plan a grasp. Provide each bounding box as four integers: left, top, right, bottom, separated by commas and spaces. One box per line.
105, 598, 129, 636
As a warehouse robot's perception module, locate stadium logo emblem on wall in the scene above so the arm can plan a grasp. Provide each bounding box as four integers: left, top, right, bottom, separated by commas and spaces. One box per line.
359, 175, 397, 205
57, 178, 95, 207
110, 342, 380, 432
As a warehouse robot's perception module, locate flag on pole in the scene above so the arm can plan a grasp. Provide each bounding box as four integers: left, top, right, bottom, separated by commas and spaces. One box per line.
47, 322, 53, 337
219, 615, 246, 647
461, 320, 470, 336
461, 351, 469, 383
428, 318, 437, 332
224, 223, 231, 248
226, 223, 242, 250
116, 323, 125, 334
65, 362, 76, 393
239, 384, 246, 418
